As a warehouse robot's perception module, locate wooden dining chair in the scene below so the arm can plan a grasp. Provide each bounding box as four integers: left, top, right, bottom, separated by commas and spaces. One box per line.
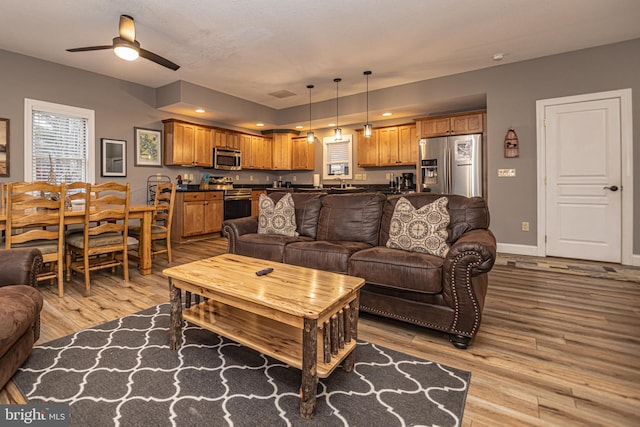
129, 182, 176, 264
65, 182, 130, 295
5, 181, 66, 297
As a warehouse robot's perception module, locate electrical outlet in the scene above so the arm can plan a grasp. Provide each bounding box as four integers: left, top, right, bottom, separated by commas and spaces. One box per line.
385, 173, 390, 180
355, 173, 362, 180
362, 173, 367, 180
498, 169, 517, 177
522, 221, 530, 232
235, 175, 239, 181
249, 175, 253, 181
293, 176, 297, 182
266, 175, 270, 182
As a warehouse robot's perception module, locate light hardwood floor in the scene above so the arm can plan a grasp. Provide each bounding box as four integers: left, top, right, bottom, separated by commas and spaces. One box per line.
2, 237, 639, 426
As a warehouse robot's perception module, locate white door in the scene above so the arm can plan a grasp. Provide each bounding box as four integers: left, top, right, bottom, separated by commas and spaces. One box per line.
544, 98, 621, 262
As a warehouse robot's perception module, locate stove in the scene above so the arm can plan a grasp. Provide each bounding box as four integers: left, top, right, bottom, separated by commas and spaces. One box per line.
208, 177, 252, 219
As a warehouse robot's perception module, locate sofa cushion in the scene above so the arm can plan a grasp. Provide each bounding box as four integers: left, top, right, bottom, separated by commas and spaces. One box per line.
316, 193, 386, 246
267, 192, 324, 239
258, 193, 298, 236
284, 241, 373, 274
386, 196, 450, 257
349, 246, 443, 294
236, 233, 313, 263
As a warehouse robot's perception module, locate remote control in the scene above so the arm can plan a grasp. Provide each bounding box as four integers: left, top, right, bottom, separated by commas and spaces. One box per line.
256, 267, 274, 276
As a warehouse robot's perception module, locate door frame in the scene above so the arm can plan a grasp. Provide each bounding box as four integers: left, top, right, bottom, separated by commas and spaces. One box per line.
536, 89, 633, 265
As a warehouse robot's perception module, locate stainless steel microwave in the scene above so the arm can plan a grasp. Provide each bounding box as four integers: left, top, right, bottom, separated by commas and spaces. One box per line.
213, 147, 242, 170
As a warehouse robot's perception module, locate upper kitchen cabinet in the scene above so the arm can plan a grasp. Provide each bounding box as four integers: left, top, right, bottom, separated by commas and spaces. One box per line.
357, 124, 416, 167
357, 129, 379, 167
271, 133, 294, 170
291, 137, 315, 170
416, 111, 484, 138
213, 128, 241, 150
242, 135, 272, 170
163, 119, 212, 167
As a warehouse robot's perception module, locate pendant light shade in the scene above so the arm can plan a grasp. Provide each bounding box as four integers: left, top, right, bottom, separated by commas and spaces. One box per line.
334, 77, 342, 141
306, 84, 315, 143
363, 70, 372, 137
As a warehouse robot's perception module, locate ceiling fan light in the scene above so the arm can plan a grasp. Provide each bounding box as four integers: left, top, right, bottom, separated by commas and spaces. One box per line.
114, 45, 139, 61
364, 123, 373, 138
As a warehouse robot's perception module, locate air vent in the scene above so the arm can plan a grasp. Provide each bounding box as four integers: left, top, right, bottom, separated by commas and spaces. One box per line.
268, 90, 296, 99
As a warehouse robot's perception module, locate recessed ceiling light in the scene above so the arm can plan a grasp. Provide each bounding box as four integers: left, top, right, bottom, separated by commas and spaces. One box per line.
328, 123, 336, 127
382, 112, 392, 117
295, 125, 303, 129
493, 53, 504, 61
195, 108, 205, 113
256, 123, 265, 127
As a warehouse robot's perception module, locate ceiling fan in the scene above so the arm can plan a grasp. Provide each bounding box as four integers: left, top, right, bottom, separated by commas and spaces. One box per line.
66, 15, 180, 71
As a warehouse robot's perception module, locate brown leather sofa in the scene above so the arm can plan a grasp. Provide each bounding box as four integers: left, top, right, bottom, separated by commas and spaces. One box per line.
0, 248, 44, 388
223, 192, 496, 348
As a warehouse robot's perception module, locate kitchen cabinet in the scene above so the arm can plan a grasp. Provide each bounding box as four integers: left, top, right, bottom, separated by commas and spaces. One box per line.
291, 137, 315, 170
171, 191, 223, 242
248, 135, 272, 170
357, 124, 416, 167
239, 134, 272, 170
271, 133, 294, 170
214, 129, 241, 150
163, 119, 213, 167
251, 189, 267, 216
357, 129, 379, 167
416, 112, 484, 138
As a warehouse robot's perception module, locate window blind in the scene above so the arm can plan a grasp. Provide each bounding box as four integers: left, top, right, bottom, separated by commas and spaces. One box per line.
31, 110, 88, 183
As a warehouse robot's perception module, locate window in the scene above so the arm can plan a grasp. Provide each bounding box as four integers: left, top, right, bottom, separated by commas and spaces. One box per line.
24, 99, 95, 183
322, 134, 352, 180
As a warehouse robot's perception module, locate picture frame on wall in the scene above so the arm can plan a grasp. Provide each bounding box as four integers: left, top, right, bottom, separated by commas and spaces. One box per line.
134, 127, 162, 166
101, 138, 127, 177
0, 118, 9, 177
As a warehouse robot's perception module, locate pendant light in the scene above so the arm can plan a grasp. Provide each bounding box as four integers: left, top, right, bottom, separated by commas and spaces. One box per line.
334, 77, 342, 141
306, 84, 315, 143
363, 70, 373, 137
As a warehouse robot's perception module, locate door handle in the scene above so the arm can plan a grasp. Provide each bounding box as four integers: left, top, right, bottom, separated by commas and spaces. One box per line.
603, 185, 619, 192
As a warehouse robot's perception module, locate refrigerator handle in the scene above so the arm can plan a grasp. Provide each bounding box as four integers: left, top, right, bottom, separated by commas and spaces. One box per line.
445, 142, 451, 193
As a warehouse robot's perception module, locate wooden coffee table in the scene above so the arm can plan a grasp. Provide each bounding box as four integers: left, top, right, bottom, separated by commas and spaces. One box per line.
163, 253, 365, 418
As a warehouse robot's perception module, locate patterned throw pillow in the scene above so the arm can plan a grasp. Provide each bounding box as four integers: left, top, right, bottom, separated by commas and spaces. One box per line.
258, 193, 298, 236
386, 197, 450, 257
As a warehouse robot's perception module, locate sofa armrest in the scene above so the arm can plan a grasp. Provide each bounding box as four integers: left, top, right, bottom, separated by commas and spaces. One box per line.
441, 229, 497, 337
0, 248, 44, 288
222, 216, 259, 254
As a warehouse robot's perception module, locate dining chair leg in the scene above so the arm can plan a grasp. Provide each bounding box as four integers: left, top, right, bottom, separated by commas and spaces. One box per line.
83, 255, 91, 295
166, 239, 172, 264
57, 262, 64, 298
123, 249, 129, 282
65, 251, 72, 282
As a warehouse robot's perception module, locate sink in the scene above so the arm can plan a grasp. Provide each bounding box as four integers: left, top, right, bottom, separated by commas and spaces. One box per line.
328, 186, 366, 193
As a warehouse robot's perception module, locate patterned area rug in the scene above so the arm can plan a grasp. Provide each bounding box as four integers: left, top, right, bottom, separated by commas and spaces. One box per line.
13, 304, 470, 427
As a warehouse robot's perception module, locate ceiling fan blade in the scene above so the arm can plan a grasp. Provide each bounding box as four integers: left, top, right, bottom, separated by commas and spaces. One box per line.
139, 48, 180, 71
119, 15, 136, 43
67, 45, 113, 52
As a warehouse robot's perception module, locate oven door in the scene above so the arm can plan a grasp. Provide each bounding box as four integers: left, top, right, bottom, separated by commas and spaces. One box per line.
224, 197, 252, 220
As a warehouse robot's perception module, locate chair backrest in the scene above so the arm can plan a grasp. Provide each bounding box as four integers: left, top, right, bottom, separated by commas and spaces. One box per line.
81, 182, 130, 242
153, 182, 176, 231
5, 181, 66, 248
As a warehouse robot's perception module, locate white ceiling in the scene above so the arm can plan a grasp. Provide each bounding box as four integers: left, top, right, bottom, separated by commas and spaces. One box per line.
2, 0, 640, 126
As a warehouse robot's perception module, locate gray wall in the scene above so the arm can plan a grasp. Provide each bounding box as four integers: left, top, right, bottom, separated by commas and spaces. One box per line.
1, 38, 638, 255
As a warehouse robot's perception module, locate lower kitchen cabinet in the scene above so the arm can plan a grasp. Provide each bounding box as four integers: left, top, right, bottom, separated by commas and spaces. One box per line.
171, 191, 223, 242
251, 189, 267, 216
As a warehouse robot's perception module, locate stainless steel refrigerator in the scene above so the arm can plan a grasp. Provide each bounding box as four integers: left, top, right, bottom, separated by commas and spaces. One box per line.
418, 134, 482, 197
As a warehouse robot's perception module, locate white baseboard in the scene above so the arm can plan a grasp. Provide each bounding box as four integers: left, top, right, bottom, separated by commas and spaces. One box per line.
496, 243, 538, 256
498, 243, 640, 267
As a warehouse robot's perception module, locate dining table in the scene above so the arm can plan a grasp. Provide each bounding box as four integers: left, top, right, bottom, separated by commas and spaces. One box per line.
0, 203, 157, 276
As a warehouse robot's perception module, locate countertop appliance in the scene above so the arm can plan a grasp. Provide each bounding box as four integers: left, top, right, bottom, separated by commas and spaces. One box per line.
213, 147, 242, 171
418, 134, 482, 197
